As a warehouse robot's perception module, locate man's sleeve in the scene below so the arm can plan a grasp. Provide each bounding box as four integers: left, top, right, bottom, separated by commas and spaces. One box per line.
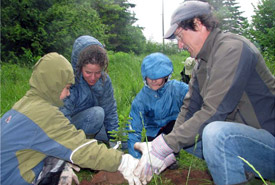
165, 41, 252, 152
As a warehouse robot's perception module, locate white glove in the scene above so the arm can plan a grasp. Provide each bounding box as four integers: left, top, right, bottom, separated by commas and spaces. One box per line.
109, 141, 122, 149
58, 162, 80, 185
118, 154, 142, 185
133, 135, 176, 184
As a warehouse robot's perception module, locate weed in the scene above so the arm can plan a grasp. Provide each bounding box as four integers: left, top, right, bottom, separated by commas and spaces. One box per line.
238, 156, 268, 185
139, 112, 159, 185
186, 134, 200, 185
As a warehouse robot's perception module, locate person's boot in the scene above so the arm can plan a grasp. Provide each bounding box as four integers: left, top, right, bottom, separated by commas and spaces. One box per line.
168, 160, 179, 170
168, 152, 179, 170
233, 172, 264, 185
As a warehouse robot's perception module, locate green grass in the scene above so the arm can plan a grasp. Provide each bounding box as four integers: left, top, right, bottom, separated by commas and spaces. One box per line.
1, 63, 32, 116
108, 51, 144, 116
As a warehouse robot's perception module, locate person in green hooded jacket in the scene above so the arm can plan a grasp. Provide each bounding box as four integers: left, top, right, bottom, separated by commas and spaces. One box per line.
0, 52, 141, 185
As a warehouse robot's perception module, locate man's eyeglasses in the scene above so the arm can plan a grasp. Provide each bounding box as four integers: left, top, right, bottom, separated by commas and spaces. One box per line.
175, 28, 183, 41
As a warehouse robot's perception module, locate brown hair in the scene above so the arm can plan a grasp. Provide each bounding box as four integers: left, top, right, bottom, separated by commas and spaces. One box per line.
76, 45, 108, 81
178, 14, 219, 31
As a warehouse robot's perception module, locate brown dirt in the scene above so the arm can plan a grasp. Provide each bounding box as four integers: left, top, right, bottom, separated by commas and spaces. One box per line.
80, 171, 127, 185
79, 169, 213, 185
161, 169, 213, 185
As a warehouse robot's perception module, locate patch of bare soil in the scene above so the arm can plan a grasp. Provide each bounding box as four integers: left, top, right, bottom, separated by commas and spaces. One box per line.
162, 169, 213, 185
79, 169, 213, 185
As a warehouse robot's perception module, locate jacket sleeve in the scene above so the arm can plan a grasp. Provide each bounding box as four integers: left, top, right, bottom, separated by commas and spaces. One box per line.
31, 106, 123, 172
165, 40, 253, 152
127, 97, 144, 159
99, 75, 119, 134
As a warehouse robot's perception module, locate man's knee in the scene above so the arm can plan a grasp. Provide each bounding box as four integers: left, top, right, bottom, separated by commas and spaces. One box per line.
202, 121, 230, 151
202, 121, 222, 141
202, 121, 244, 153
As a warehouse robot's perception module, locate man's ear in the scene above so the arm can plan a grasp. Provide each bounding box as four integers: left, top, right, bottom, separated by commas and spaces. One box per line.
193, 18, 202, 31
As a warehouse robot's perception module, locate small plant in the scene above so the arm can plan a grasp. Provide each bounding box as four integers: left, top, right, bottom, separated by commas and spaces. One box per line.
108, 114, 134, 150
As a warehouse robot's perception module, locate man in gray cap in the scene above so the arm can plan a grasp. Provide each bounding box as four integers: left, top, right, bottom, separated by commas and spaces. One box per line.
133, 1, 275, 185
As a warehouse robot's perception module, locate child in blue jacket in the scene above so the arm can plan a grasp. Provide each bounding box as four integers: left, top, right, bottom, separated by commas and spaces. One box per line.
127, 52, 189, 158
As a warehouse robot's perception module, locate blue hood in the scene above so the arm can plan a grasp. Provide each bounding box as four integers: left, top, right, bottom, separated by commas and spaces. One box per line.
71, 35, 104, 73
141, 52, 173, 80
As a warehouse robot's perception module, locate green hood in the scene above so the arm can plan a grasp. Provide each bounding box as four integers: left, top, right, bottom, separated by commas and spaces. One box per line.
28, 52, 74, 107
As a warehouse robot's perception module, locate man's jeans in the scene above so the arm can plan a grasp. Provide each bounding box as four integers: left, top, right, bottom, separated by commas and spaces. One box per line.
71, 106, 108, 142
184, 121, 275, 185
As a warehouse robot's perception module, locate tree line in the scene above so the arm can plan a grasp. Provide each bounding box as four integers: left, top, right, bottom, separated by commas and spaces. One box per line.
1, 0, 274, 67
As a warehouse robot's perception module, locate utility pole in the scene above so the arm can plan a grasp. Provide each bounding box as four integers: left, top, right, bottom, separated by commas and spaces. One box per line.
162, 0, 165, 52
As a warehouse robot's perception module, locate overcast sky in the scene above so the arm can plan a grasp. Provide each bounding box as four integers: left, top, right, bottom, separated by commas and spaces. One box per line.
129, 0, 260, 43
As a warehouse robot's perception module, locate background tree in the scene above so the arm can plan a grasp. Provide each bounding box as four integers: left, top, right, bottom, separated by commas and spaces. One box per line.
1, 0, 106, 63
1, 0, 274, 67
91, 0, 146, 54
208, 0, 248, 34
251, 0, 275, 57
1, 0, 145, 65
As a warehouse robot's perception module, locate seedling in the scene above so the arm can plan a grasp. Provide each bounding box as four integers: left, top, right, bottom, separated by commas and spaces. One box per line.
108, 114, 134, 150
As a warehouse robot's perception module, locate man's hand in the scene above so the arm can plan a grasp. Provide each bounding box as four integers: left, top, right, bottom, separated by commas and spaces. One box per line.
58, 162, 80, 185
133, 135, 176, 184
118, 154, 142, 185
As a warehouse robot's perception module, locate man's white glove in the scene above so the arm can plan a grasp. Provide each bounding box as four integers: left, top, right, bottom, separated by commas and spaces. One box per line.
133, 135, 176, 184
118, 154, 142, 185
58, 162, 80, 185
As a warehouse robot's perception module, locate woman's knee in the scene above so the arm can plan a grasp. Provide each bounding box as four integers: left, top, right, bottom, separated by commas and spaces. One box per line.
75, 106, 105, 134
90, 106, 105, 123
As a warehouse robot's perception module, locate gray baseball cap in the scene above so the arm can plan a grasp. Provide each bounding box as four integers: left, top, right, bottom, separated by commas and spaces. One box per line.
164, 1, 211, 39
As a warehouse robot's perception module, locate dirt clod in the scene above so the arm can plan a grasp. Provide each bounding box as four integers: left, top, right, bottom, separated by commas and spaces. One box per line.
80, 171, 126, 185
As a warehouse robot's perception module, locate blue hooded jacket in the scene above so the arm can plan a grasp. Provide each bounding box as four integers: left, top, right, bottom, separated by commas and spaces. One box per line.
60, 36, 119, 136
127, 53, 189, 158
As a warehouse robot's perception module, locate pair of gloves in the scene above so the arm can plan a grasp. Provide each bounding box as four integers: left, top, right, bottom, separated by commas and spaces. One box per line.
58, 134, 174, 185
118, 134, 176, 185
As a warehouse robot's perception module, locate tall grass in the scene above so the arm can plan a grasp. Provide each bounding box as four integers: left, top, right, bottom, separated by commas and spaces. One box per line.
1, 64, 32, 116
108, 51, 144, 116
